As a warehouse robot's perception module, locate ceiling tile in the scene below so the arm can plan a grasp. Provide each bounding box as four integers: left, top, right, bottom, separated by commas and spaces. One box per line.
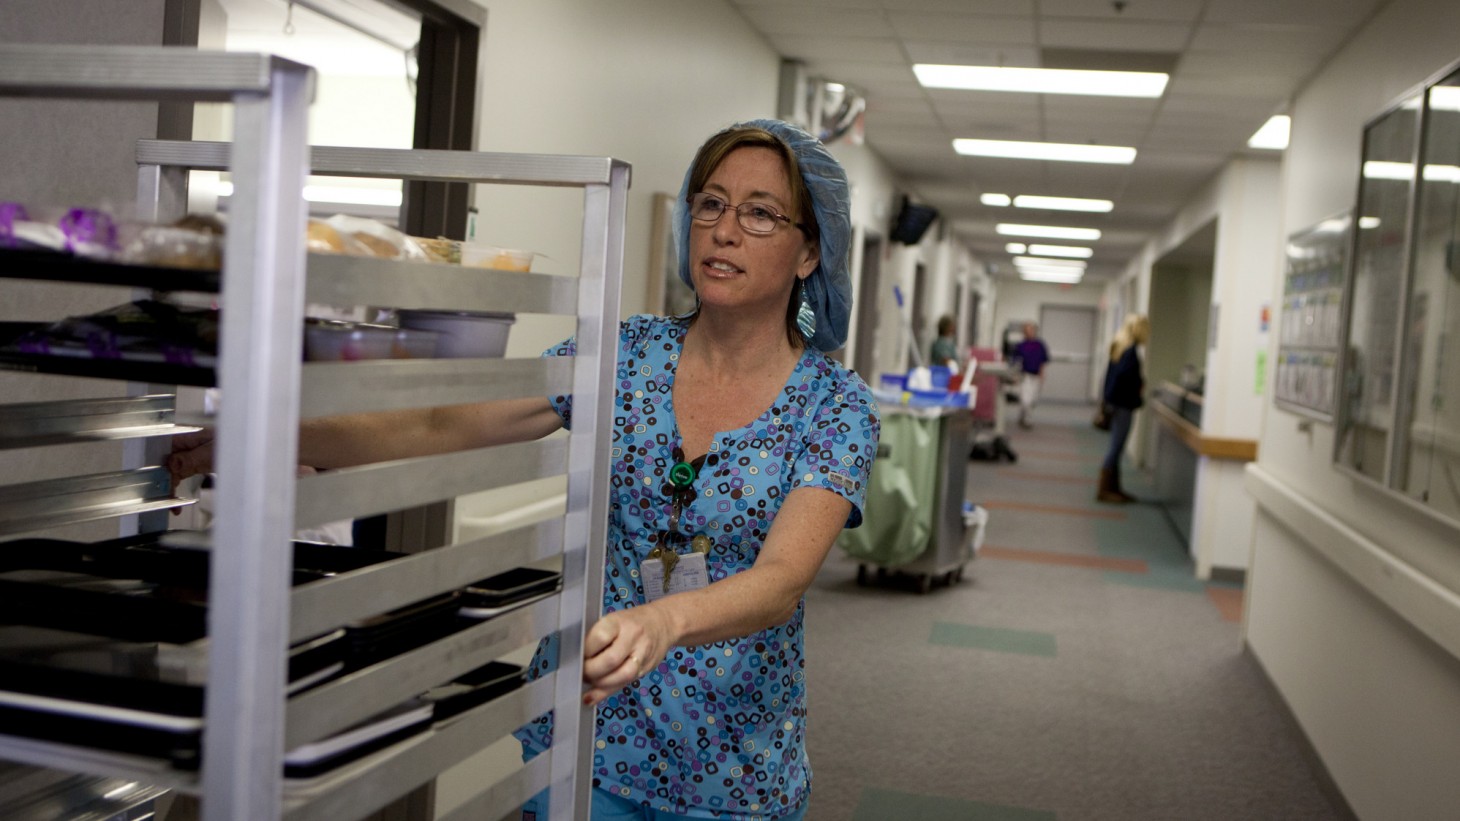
768, 35, 907, 64
1187, 22, 1344, 56
733, 0, 884, 8
882, 0, 1033, 14
1203, 0, 1382, 29
1177, 50, 1318, 79
1038, 0, 1204, 22
1037, 19, 1194, 52
902, 40, 1040, 67
889, 13, 1036, 44
1040, 95, 1160, 118
1165, 73, 1296, 98
734, 6, 893, 37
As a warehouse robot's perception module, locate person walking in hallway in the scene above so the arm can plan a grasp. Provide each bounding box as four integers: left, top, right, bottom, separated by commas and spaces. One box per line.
1098, 313, 1149, 503
930, 314, 958, 368
1014, 322, 1049, 429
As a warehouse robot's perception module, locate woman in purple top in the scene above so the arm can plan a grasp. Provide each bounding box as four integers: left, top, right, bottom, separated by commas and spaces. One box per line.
1014, 322, 1049, 428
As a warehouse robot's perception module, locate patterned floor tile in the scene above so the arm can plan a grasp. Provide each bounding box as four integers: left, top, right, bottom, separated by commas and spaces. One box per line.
851, 787, 1058, 821
929, 621, 1057, 657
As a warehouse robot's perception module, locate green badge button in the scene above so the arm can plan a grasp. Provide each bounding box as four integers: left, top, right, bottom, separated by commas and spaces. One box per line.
669, 461, 696, 488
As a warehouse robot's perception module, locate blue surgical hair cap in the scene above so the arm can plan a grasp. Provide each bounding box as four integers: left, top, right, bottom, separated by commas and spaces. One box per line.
672, 118, 853, 353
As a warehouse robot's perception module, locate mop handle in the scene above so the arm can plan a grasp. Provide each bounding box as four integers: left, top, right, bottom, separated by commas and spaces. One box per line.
894, 286, 927, 369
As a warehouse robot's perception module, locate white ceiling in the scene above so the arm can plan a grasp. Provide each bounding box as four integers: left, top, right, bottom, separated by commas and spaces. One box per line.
727, 0, 1387, 281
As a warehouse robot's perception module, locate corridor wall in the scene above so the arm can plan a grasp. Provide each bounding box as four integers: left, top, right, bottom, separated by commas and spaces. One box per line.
1247, 0, 1460, 816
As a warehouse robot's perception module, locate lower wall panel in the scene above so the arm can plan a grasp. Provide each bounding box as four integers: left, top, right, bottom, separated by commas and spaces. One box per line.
1246, 471, 1460, 820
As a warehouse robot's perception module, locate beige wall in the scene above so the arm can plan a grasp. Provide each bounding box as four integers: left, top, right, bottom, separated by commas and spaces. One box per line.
1249, 0, 1460, 815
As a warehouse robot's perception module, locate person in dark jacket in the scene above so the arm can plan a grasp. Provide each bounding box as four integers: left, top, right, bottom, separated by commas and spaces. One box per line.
1098, 314, 1150, 503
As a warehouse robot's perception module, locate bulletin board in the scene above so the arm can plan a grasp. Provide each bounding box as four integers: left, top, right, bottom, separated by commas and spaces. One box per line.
1275, 212, 1350, 421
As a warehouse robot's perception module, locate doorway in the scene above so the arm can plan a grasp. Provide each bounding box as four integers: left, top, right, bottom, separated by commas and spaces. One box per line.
853, 233, 884, 378
1039, 304, 1098, 402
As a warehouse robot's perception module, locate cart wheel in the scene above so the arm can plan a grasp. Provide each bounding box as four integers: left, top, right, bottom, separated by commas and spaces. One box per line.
943, 571, 956, 587
876, 566, 888, 581
856, 564, 868, 586
954, 565, 965, 583
917, 574, 932, 594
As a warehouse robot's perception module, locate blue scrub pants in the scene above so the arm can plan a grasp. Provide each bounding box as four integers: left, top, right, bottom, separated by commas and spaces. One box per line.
523, 788, 808, 821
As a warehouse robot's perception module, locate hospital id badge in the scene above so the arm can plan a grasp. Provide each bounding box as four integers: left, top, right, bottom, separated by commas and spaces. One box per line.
640, 551, 708, 603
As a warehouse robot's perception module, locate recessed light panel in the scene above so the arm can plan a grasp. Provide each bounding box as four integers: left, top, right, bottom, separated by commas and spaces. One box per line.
914, 64, 1168, 98
1018, 270, 1084, 284
1014, 256, 1086, 271
981, 193, 1012, 206
1247, 115, 1290, 150
1005, 242, 1027, 254
954, 139, 1137, 164
1027, 244, 1093, 258
1014, 195, 1113, 212
997, 223, 1102, 241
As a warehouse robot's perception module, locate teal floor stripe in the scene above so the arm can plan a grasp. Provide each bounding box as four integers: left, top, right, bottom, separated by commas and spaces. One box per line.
852, 787, 1058, 821
930, 622, 1057, 657
1102, 565, 1208, 593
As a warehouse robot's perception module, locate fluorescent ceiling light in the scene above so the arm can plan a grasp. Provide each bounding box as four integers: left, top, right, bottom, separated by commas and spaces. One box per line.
1015, 264, 1086, 278
1359, 216, 1381, 229
1014, 195, 1113, 212
1027, 243, 1093, 258
997, 223, 1102, 241
1019, 270, 1084, 284
1362, 161, 1460, 182
981, 193, 1012, 206
955, 138, 1136, 164
1005, 242, 1027, 254
913, 64, 1168, 98
1248, 115, 1291, 150
1431, 86, 1460, 111
1424, 164, 1460, 183
1363, 161, 1412, 180
1015, 257, 1086, 272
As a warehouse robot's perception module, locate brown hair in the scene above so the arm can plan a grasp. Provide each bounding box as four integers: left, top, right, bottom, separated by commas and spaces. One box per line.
686, 126, 820, 347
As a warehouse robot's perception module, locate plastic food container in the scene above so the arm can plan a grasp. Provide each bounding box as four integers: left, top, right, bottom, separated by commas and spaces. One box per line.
460, 244, 534, 272
396, 310, 515, 358
390, 328, 441, 359
305, 321, 396, 362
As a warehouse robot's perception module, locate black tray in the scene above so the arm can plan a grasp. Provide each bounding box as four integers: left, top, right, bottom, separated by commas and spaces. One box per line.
282, 699, 433, 780
0, 247, 221, 292
0, 532, 406, 589
0, 534, 407, 644
343, 593, 464, 669
0, 322, 216, 386
461, 568, 561, 609
420, 661, 524, 723
0, 701, 202, 769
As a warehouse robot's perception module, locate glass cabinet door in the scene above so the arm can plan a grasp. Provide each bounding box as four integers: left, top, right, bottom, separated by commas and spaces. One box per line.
1337, 96, 1423, 482
1397, 70, 1460, 519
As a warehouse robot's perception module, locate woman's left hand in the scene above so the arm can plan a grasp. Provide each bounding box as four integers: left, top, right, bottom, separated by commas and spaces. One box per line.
581, 606, 675, 706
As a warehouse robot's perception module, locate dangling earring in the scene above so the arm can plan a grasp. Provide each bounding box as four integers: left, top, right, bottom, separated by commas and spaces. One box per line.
796, 279, 816, 339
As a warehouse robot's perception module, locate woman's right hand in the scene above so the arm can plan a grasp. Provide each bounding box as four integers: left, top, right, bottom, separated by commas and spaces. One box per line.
167, 429, 216, 489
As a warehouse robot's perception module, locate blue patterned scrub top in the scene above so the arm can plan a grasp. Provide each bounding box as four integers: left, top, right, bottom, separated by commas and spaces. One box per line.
517, 314, 879, 819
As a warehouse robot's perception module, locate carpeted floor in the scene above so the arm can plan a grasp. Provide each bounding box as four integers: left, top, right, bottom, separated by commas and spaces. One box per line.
801, 401, 1348, 821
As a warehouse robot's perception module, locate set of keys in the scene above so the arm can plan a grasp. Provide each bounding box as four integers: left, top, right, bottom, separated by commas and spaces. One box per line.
642, 455, 712, 598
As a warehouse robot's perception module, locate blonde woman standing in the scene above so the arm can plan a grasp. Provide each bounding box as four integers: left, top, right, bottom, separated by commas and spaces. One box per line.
1097, 314, 1149, 503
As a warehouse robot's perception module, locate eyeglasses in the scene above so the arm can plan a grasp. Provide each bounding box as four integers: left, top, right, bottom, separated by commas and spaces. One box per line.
688, 192, 803, 235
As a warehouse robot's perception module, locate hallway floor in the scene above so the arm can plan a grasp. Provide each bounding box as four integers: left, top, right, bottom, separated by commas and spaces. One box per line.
801, 401, 1348, 821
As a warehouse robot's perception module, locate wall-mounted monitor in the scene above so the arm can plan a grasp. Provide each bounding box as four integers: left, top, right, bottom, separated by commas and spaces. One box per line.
890, 197, 938, 245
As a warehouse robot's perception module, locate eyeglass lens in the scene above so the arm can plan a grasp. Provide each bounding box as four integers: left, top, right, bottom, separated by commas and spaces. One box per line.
690, 194, 782, 234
